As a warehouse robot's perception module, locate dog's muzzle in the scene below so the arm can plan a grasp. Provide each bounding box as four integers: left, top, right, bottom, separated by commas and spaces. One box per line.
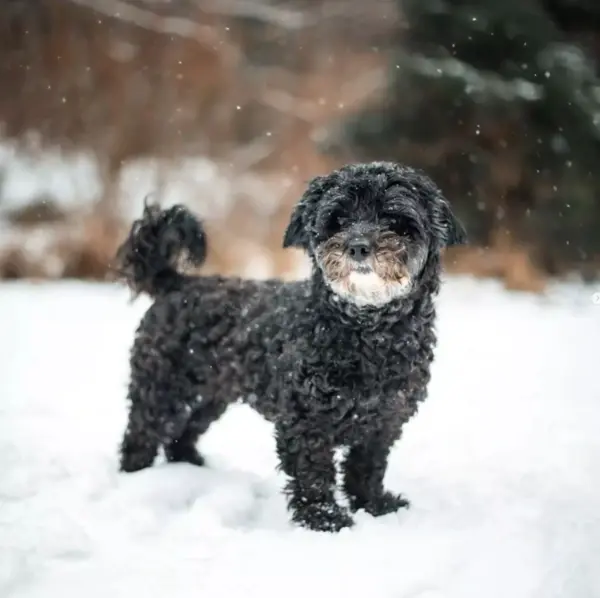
345, 235, 376, 274
346, 235, 372, 262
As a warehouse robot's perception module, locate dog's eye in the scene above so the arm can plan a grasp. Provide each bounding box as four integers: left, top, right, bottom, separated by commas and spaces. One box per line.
387, 218, 414, 238
327, 212, 347, 234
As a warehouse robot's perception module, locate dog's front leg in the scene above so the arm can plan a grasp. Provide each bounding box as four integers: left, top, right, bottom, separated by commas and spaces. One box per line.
276, 424, 353, 532
342, 428, 409, 517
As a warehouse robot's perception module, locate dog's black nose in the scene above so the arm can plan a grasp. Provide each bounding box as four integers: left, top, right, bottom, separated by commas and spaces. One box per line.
347, 238, 372, 262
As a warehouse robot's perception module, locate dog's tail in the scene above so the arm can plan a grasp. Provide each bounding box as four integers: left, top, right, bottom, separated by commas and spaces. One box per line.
114, 202, 207, 298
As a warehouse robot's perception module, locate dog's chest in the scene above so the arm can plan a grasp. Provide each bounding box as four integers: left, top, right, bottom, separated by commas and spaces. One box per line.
318, 326, 417, 385
294, 328, 422, 435
261, 310, 435, 440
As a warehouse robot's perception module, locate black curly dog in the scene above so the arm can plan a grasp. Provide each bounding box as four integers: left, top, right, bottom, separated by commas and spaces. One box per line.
115, 161, 467, 532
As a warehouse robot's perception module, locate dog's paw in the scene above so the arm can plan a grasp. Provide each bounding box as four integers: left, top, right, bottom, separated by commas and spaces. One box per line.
350, 491, 410, 517
120, 457, 153, 473
119, 444, 157, 473
292, 500, 354, 532
164, 444, 206, 467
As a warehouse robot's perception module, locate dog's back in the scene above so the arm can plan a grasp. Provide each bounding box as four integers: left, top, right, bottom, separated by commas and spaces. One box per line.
114, 203, 311, 418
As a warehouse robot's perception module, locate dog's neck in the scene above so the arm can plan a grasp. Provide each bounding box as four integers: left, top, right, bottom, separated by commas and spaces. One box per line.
309, 262, 440, 331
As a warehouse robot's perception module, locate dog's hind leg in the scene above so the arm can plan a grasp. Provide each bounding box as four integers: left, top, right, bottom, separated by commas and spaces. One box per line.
119, 370, 201, 472
163, 398, 229, 466
119, 387, 161, 472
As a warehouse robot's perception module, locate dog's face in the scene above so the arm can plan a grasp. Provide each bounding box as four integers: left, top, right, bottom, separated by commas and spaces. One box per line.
283, 162, 466, 307
313, 217, 426, 308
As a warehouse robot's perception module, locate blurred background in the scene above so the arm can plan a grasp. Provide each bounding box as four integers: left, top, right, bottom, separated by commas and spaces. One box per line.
1, 0, 600, 291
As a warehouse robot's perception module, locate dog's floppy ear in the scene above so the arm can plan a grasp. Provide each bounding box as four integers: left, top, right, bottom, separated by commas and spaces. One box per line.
283, 175, 327, 249
438, 198, 467, 247
443, 208, 468, 246
282, 200, 309, 249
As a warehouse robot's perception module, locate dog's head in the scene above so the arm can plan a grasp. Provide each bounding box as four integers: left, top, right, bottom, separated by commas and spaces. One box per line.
283, 161, 466, 307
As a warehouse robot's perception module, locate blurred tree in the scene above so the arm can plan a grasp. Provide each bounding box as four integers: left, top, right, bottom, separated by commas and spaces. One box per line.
325, 0, 600, 279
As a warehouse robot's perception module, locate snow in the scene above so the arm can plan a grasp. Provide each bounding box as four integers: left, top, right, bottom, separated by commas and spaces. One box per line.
0, 143, 293, 224
0, 142, 229, 219
1, 276, 599, 598
0, 143, 103, 212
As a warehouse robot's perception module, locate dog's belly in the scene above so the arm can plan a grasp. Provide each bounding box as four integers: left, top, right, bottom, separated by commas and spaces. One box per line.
243, 392, 281, 423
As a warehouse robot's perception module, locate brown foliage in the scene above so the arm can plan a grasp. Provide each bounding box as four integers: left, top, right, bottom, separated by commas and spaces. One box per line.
0, 1, 553, 291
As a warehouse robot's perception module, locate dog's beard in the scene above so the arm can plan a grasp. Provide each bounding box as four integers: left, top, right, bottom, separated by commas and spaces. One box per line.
329, 269, 410, 307
316, 232, 420, 308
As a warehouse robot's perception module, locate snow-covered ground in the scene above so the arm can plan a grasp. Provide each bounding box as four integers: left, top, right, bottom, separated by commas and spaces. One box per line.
1, 276, 599, 598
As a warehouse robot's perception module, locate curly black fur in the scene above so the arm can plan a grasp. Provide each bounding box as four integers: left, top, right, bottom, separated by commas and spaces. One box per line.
115, 202, 207, 298
115, 161, 467, 532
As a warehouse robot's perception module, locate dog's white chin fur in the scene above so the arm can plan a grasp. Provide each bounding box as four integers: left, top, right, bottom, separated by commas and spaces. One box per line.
328, 271, 411, 308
